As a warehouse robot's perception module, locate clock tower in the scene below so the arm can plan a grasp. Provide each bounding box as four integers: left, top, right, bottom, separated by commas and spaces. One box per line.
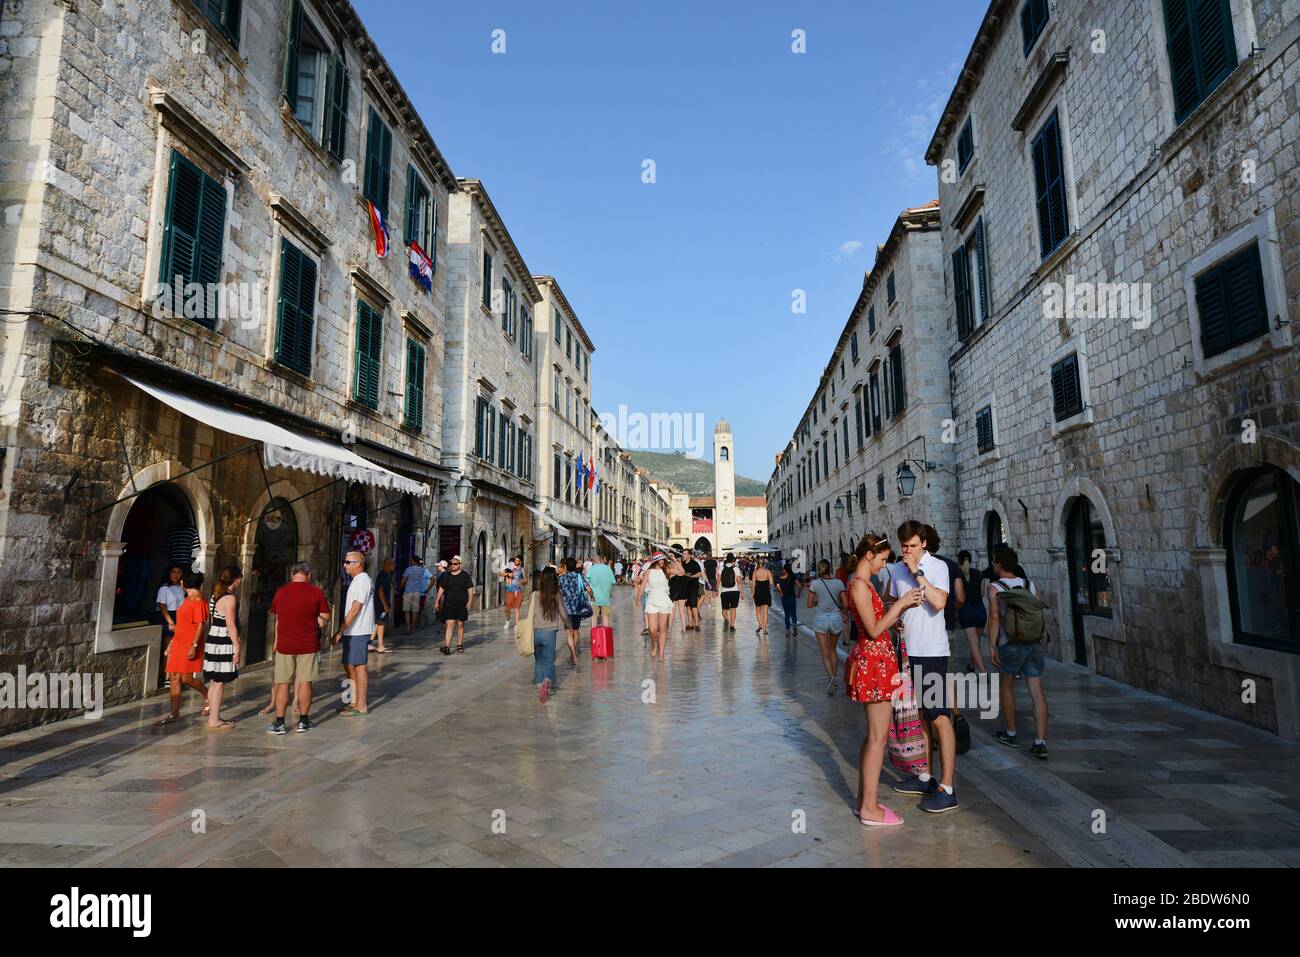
714, 420, 736, 551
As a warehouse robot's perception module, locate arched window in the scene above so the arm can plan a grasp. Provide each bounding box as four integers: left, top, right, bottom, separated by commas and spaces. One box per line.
720, 446, 730, 461
114, 484, 196, 627
1225, 467, 1300, 651
1065, 497, 1111, 619
984, 510, 1005, 568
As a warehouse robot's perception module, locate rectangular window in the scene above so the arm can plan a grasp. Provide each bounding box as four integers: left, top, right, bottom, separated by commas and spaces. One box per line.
482, 249, 493, 309
553, 371, 561, 410
566, 326, 573, 360
868, 306, 876, 335
520, 307, 532, 359
554, 309, 562, 344
404, 165, 432, 253
501, 278, 515, 337
954, 218, 990, 341
553, 452, 562, 498
841, 417, 850, 465
362, 106, 392, 216
321, 53, 349, 160
821, 441, 829, 477
820, 394, 827, 414
274, 239, 316, 375
352, 299, 382, 408
886, 271, 896, 305
869, 371, 881, 434
814, 445, 820, 484
486, 405, 496, 464
854, 390, 865, 446
1031, 109, 1070, 259
1050, 352, 1084, 421
1195, 243, 1268, 358
956, 117, 975, 173
565, 458, 573, 503
197, 0, 240, 45
404, 339, 426, 431
498, 413, 510, 467
475, 396, 489, 458
857, 484, 867, 512
887, 341, 906, 419
1021, 0, 1050, 54
976, 405, 994, 454
1164, 0, 1237, 122
850, 331, 859, 362
877, 475, 885, 503
158, 149, 227, 329
284, 1, 322, 134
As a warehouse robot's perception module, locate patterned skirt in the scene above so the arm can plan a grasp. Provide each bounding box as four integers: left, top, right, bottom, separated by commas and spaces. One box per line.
203, 619, 239, 684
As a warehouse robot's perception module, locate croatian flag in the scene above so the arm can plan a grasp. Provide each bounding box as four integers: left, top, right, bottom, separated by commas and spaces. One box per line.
408, 241, 433, 292
368, 200, 390, 259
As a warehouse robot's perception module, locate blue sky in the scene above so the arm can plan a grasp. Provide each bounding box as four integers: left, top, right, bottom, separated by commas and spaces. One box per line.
355, 0, 985, 484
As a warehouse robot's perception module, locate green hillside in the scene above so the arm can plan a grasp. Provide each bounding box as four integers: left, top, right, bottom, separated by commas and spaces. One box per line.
628, 450, 767, 498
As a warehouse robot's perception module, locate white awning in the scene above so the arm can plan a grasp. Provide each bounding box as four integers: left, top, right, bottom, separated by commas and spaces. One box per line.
524, 504, 569, 538
122, 374, 429, 497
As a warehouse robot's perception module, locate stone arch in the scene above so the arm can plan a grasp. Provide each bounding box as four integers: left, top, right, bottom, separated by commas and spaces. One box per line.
96, 460, 217, 663
984, 496, 1013, 547
1049, 475, 1117, 551
1199, 432, 1300, 547
243, 478, 315, 560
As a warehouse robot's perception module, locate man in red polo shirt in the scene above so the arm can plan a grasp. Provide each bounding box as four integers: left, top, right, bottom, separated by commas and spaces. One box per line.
268, 561, 330, 734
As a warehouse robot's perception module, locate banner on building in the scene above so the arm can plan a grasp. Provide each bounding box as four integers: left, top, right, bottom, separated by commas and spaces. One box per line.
691, 509, 713, 533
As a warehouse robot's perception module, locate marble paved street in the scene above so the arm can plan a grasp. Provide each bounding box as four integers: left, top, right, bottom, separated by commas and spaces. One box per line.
0, 586, 1058, 868
0, 584, 1296, 867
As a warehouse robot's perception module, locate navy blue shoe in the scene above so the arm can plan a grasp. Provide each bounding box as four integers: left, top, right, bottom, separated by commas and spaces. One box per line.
1031, 741, 1048, 759
996, 730, 1019, 748
892, 774, 938, 796
920, 788, 959, 813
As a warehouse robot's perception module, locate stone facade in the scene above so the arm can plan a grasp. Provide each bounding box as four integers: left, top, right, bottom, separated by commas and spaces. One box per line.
438, 181, 539, 605
767, 204, 958, 571
0, 0, 455, 731
926, 0, 1300, 737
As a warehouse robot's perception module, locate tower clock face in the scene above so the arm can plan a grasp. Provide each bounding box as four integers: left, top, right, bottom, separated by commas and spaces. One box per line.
721, 491, 731, 504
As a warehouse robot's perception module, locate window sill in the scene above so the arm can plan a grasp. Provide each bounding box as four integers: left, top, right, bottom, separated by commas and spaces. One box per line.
279, 100, 338, 169
479, 302, 495, 321
1050, 408, 1093, 438
346, 398, 382, 420
267, 358, 315, 389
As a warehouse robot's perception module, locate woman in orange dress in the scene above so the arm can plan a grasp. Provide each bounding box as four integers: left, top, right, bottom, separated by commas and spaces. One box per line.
847, 533, 923, 826
157, 573, 209, 725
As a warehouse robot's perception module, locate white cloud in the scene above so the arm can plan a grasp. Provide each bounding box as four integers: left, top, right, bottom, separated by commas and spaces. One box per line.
835, 240, 864, 261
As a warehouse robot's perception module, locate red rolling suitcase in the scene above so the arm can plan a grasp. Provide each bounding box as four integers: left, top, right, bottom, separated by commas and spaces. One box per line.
590, 625, 614, 659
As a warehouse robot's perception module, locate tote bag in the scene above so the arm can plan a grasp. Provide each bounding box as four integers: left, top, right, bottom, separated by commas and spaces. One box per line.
515, 594, 536, 657
887, 634, 928, 775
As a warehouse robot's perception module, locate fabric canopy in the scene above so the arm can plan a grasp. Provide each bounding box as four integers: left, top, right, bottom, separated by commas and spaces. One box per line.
122, 373, 429, 497
525, 504, 569, 538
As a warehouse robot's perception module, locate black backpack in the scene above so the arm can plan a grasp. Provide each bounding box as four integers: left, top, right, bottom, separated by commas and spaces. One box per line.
721, 565, 736, 588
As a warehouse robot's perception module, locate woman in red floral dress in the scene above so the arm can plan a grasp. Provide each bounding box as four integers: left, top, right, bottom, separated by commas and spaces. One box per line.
847, 533, 923, 826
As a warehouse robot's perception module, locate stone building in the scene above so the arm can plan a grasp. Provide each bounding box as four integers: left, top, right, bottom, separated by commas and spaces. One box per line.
636, 468, 671, 554
767, 203, 957, 570
531, 275, 596, 564
439, 180, 540, 606
0, 0, 456, 729
925, 0, 1299, 737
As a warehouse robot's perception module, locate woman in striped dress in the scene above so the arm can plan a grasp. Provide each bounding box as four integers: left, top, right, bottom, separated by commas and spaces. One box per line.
204, 565, 243, 732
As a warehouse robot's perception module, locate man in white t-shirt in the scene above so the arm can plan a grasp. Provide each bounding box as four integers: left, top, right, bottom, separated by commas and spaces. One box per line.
888, 520, 958, 814
330, 550, 374, 715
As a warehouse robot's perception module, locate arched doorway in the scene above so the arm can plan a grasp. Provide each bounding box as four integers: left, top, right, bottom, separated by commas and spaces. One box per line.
985, 510, 1006, 568
1064, 497, 1111, 666
694, 536, 711, 554
1224, 466, 1300, 651
475, 530, 488, 610
247, 497, 298, 666
114, 483, 197, 688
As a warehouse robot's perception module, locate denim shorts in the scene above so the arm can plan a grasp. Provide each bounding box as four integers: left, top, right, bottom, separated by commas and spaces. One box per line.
813, 611, 843, 634
996, 640, 1045, 678
341, 634, 370, 666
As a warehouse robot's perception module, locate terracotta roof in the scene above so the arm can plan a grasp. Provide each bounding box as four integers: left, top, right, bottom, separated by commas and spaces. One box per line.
735, 496, 767, 507
690, 496, 716, 508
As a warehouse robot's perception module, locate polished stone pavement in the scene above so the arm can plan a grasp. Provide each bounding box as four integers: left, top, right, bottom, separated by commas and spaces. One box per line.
0, 585, 1294, 867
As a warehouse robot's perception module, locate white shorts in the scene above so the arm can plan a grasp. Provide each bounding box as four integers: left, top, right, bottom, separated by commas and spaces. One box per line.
814, 611, 843, 634
645, 599, 673, 615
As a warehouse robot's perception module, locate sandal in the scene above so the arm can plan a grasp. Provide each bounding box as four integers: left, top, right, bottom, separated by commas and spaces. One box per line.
205, 720, 235, 732
155, 714, 180, 726
342, 707, 368, 716
456, 644, 464, 654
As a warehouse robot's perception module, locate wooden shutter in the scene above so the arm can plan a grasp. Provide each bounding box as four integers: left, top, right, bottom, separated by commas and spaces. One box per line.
282, 0, 302, 109
275, 240, 316, 375
976, 407, 994, 453
404, 165, 417, 246
353, 300, 382, 408
1165, 0, 1238, 121
160, 150, 226, 328
405, 339, 425, 431
1051, 353, 1083, 421
1197, 244, 1267, 358
364, 109, 392, 213
957, 118, 974, 171
322, 53, 349, 160
973, 217, 989, 322
1033, 112, 1068, 258
953, 245, 972, 340
868, 306, 875, 335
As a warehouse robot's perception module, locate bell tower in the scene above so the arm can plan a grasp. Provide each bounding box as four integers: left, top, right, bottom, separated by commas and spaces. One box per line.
714, 420, 736, 551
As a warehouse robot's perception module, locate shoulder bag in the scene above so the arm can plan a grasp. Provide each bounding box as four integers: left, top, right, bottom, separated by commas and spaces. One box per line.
516, 593, 536, 656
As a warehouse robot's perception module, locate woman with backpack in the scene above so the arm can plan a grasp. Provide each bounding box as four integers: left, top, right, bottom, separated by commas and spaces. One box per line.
987, 545, 1050, 758
808, 559, 847, 694
956, 549, 988, 672
847, 533, 924, 826
776, 563, 800, 636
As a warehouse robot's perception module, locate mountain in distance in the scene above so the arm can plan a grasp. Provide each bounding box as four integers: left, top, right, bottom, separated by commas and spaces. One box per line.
627, 450, 767, 498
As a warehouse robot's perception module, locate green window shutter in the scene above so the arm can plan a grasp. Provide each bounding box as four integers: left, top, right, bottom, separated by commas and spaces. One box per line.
976, 407, 994, 453
952, 245, 971, 340
1165, 0, 1238, 122
379, 122, 392, 214
404, 165, 416, 246
973, 217, 989, 321
1196, 244, 1267, 358
1193, 0, 1237, 95
275, 240, 315, 375
322, 53, 349, 160
429, 197, 437, 273
363, 108, 391, 213
1032, 111, 1068, 258
282, 0, 302, 110
353, 300, 382, 408
405, 339, 425, 431
1051, 353, 1083, 421
159, 150, 225, 329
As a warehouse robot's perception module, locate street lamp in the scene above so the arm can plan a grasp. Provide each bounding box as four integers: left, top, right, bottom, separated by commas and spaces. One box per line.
833, 497, 846, 522
453, 476, 474, 504
896, 462, 918, 498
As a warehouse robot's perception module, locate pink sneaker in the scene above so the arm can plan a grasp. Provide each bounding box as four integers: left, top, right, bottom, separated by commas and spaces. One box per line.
860, 806, 903, 827
539, 679, 550, 703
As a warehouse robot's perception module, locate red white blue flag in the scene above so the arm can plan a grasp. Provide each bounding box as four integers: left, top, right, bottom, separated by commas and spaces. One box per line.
368, 200, 389, 259
408, 241, 433, 292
